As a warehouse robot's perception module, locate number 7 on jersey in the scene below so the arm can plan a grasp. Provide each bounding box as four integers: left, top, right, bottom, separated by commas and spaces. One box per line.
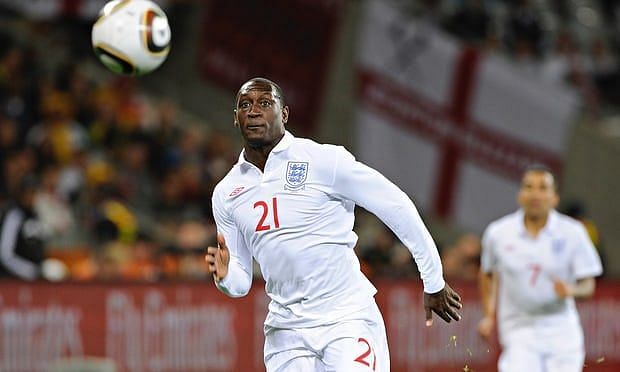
254, 197, 280, 232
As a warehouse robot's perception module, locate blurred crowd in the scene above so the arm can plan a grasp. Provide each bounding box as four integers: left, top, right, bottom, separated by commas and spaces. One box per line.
0, 23, 239, 281
418, 0, 620, 115
0, 0, 608, 283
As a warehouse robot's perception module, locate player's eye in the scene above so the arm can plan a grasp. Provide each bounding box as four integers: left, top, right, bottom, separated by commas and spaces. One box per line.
239, 102, 251, 110
260, 100, 273, 108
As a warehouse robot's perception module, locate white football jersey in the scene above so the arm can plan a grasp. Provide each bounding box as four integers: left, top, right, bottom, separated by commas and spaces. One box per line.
212, 131, 445, 329
481, 209, 603, 347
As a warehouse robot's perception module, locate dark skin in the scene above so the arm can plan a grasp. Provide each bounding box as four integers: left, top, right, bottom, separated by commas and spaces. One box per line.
206, 77, 462, 326
233, 77, 289, 172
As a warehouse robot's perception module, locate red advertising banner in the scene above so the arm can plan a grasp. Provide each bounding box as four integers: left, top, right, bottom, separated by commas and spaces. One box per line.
197, 0, 344, 134
0, 281, 618, 371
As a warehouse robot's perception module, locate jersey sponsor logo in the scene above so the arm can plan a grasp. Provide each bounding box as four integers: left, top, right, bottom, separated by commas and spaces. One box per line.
285, 161, 308, 190
228, 186, 245, 197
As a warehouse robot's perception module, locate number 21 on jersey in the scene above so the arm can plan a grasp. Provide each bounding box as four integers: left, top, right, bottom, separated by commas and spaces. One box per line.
254, 197, 280, 232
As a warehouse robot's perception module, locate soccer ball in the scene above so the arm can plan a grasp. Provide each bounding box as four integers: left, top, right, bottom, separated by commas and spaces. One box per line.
92, 0, 171, 75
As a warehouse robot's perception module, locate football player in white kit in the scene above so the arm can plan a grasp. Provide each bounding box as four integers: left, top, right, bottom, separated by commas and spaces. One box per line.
205, 77, 463, 371
478, 165, 603, 372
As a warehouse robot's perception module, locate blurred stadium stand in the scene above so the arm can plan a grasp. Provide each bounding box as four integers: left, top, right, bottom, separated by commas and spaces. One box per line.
0, 0, 619, 371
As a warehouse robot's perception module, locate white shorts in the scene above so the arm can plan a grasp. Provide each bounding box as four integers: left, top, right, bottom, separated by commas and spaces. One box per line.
499, 327, 585, 372
263, 302, 389, 372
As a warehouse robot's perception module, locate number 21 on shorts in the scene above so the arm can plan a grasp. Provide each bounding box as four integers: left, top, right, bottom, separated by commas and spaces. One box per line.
354, 337, 377, 370
254, 197, 280, 232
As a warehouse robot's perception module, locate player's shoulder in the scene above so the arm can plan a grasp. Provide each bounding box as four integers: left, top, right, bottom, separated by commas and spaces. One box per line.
484, 211, 520, 236
551, 210, 586, 234
291, 136, 350, 158
212, 164, 243, 201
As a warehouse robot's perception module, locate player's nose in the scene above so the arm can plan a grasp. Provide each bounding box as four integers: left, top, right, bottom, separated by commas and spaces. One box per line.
248, 102, 263, 116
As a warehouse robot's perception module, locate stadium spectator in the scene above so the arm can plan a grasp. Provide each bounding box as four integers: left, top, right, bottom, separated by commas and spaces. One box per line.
360, 225, 418, 279
444, 0, 491, 45
205, 77, 462, 371
441, 233, 481, 282
0, 175, 46, 280
478, 165, 603, 372
587, 37, 620, 106
33, 164, 76, 240
504, 0, 544, 58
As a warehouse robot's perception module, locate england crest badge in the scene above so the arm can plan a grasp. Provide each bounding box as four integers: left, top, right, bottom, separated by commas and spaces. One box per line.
285, 161, 308, 190
551, 238, 566, 256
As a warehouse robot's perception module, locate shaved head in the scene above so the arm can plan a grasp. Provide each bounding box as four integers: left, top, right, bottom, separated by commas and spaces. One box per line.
236, 77, 285, 108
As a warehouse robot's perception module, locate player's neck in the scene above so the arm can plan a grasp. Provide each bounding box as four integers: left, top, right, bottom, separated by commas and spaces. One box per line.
243, 135, 283, 171
523, 213, 549, 238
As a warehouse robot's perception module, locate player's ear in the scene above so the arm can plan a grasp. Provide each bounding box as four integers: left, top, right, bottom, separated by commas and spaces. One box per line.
233, 109, 239, 127
551, 193, 560, 208
282, 105, 289, 124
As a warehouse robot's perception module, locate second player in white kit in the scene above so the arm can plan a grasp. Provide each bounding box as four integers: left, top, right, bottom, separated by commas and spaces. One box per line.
206, 78, 463, 371
478, 166, 603, 372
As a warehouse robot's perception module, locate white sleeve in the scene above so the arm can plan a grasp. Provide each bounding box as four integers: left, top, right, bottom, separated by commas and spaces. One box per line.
331, 147, 445, 294
571, 223, 603, 279
0, 208, 38, 280
211, 190, 253, 297
480, 224, 496, 274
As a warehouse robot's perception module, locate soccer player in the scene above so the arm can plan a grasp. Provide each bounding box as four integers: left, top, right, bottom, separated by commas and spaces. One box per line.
205, 77, 462, 371
478, 165, 603, 372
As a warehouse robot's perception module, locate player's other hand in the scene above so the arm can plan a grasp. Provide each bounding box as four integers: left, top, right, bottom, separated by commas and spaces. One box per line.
423, 283, 462, 327
205, 233, 230, 282
477, 316, 495, 342
553, 278, 574, 299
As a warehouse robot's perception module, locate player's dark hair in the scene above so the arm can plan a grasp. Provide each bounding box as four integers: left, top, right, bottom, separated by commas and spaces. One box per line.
522, 163, 558, 191
236, 77, 286, 107
262, 78, 286, 107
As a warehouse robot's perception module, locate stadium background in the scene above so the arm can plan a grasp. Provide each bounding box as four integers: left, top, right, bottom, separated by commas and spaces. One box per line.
0, 0, 619, 371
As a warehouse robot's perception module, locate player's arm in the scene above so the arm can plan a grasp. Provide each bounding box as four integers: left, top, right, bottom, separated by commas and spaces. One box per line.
478, 226, 497, 341
478, 270, 496, 341
330, 147, 461, 324
479, 271, 496, 317
554, 277, 595, 300
554, 222, 602, 300
207, 190, 253, 297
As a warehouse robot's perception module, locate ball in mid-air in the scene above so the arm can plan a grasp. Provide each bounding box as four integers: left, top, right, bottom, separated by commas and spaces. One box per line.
91, 0, 171, 75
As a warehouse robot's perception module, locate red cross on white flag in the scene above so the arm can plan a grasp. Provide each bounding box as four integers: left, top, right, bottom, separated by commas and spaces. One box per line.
355, 0, 578, 232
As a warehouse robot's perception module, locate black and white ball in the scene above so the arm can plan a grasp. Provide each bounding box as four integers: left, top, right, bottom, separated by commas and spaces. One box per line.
92, 0, 171, 75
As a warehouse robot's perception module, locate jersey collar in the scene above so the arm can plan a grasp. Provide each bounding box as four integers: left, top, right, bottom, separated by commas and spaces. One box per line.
237, 130, 294, 169
271, 130, 294, 153
516, 209, 560, 237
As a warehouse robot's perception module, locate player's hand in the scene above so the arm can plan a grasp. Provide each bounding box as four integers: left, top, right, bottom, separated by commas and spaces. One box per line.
423, 283, 462, 326
553, 278, 574, 299
477, 316, 495, 342
205, 233, 230, 282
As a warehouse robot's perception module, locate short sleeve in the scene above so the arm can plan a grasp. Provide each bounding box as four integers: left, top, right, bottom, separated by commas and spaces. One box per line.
480, 224, 497, 274
571, 223, 603, 279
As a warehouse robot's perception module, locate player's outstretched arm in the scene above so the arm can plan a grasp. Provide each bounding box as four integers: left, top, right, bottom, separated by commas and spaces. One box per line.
205, 233, 230, 282
423, 283, 462, 326
477, 271, 496, 341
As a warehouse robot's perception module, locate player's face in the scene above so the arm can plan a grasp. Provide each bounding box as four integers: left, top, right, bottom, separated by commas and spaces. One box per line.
517, 170, 559, 219
234, 81, 288, 147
